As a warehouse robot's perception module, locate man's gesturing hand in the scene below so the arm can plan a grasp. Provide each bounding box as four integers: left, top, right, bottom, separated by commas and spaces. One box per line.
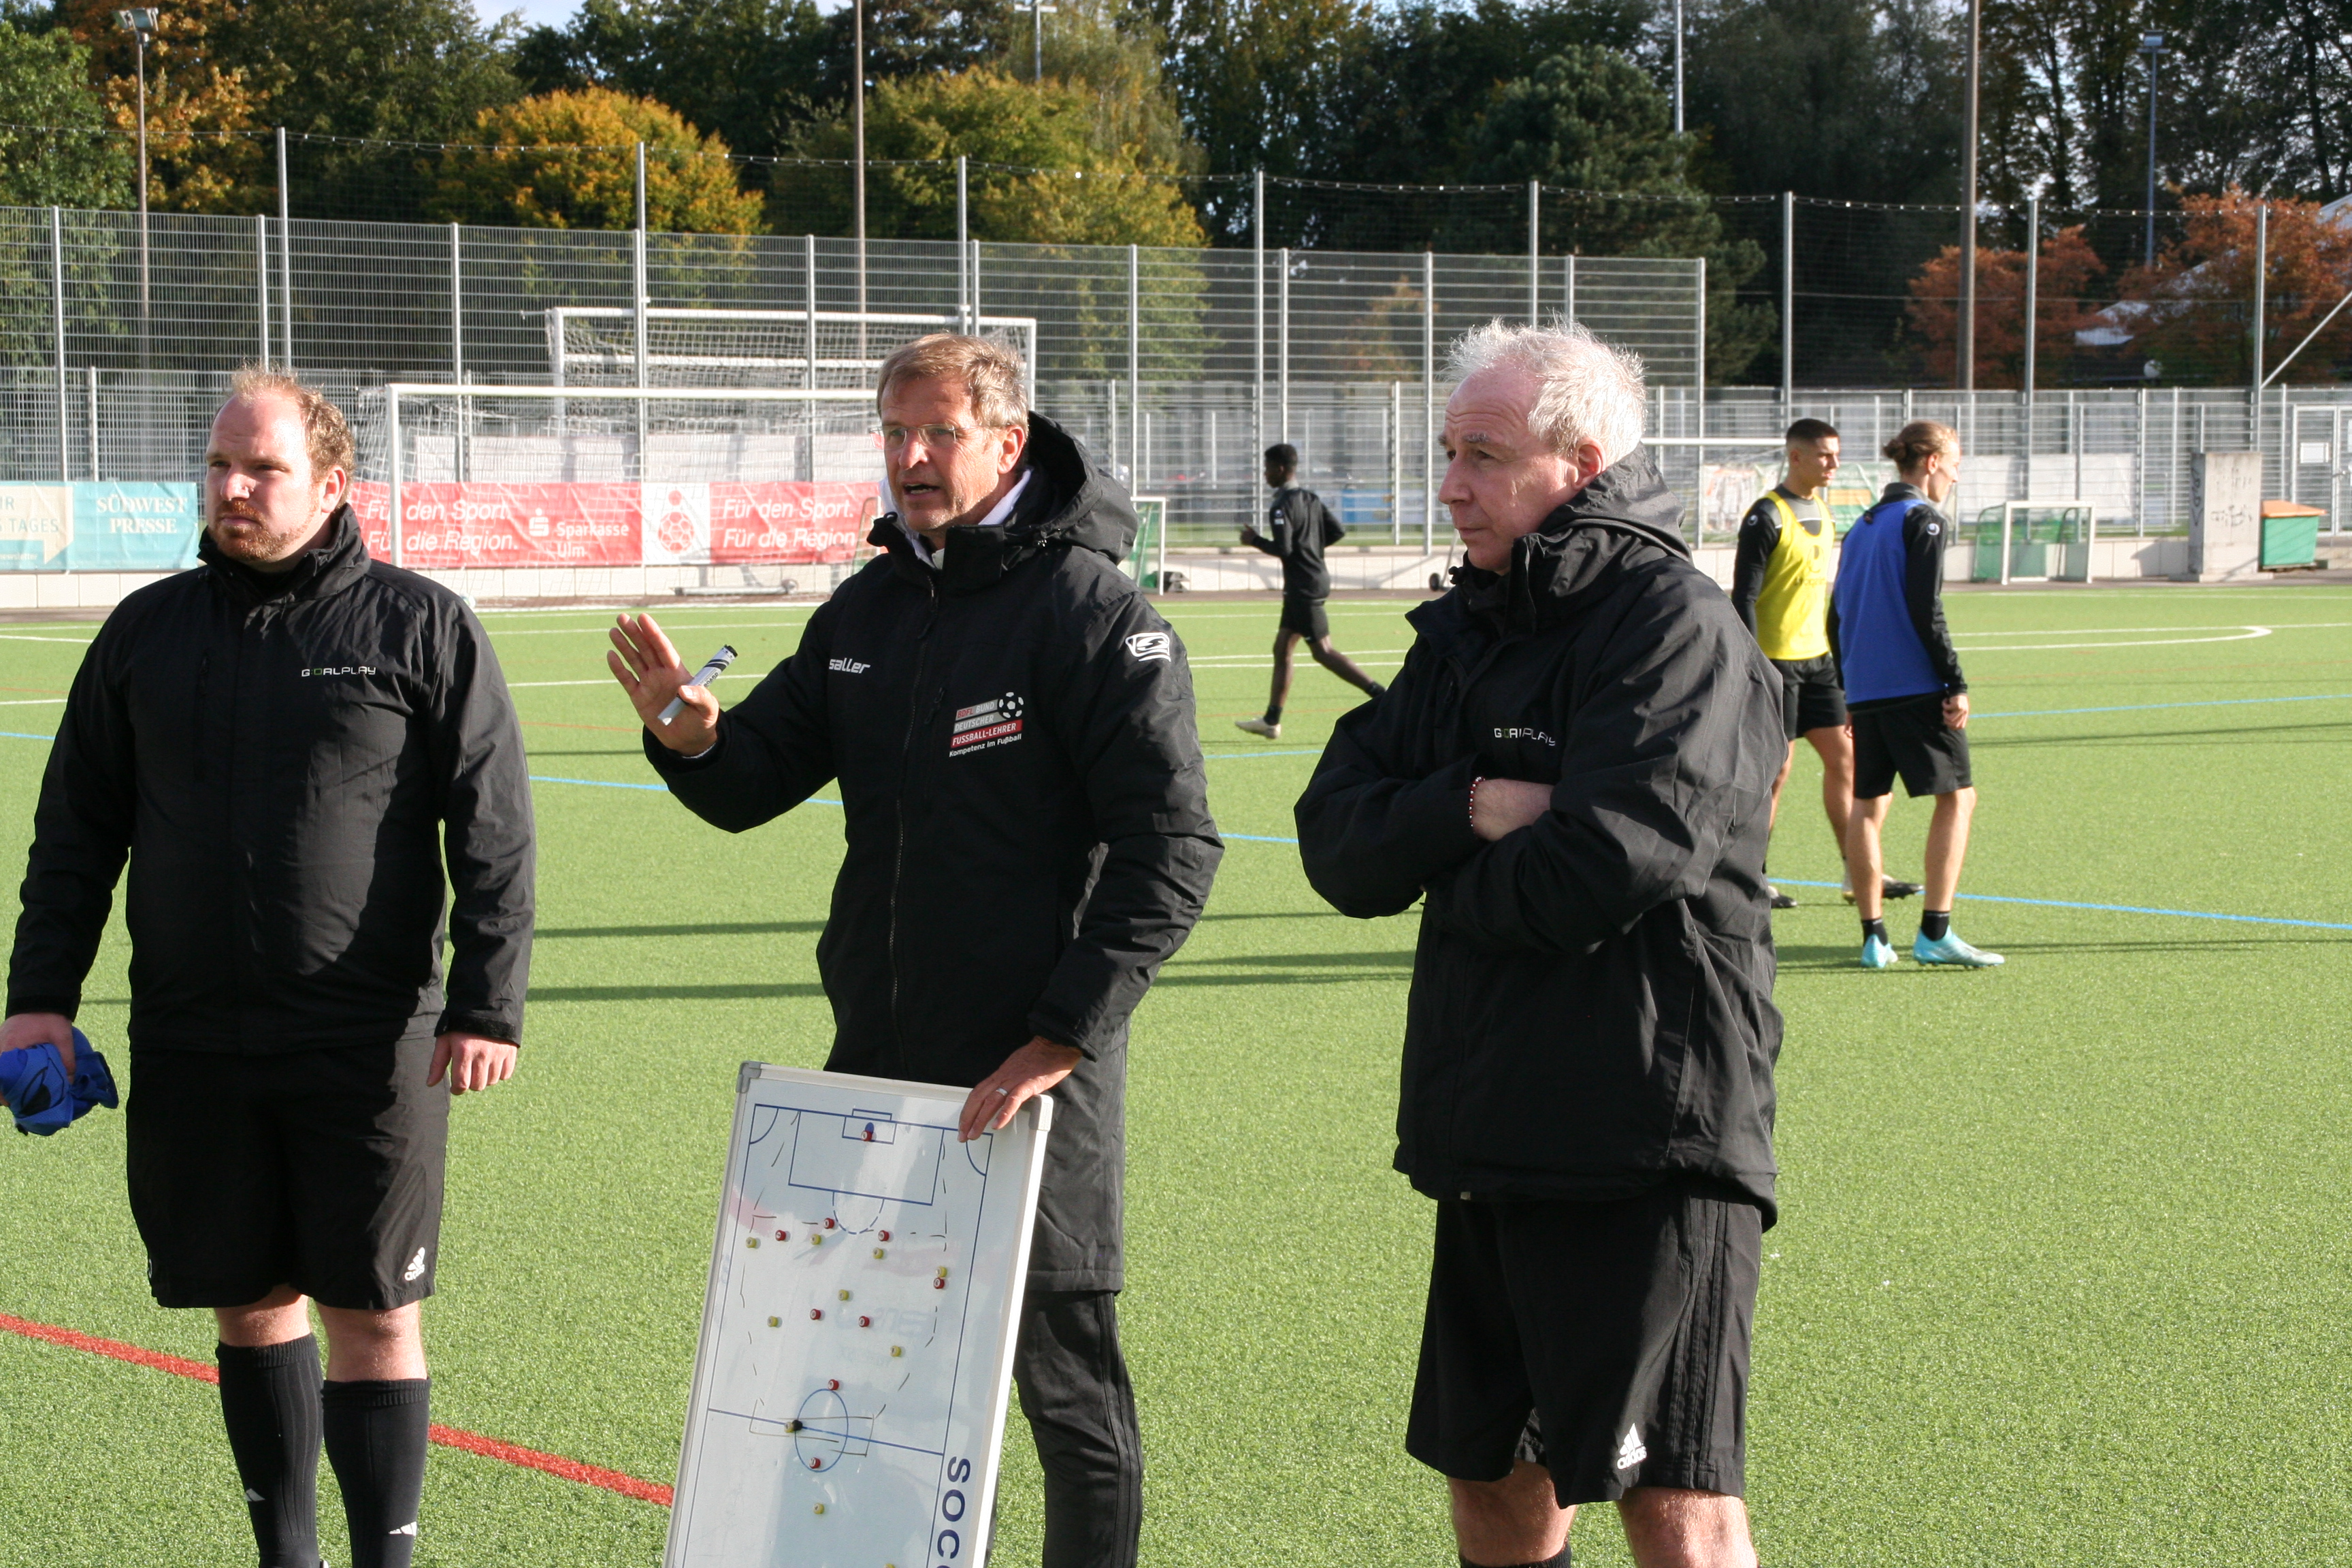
1944, 691, 1971, 730
0, 1011, 75, 1086
958, 1036, 1082, 1143
609, 612, 721, 754
429, 1032, 517, 1095
1469, 777, 1553, 842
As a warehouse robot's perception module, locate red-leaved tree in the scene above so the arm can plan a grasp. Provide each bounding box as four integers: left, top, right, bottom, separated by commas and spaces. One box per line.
2112, 189, 2352, 386
1904, 226, 2107, 388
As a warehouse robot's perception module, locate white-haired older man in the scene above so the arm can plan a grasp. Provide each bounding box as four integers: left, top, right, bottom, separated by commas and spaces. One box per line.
1297, 323, 1785, 1568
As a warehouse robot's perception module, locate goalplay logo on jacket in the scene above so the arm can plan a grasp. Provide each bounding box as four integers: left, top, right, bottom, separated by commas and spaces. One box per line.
949, 692, 1026, 756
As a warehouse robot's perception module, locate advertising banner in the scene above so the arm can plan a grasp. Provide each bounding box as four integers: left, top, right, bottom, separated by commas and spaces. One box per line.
70, 483, 203, 572
10, 480, 882, 572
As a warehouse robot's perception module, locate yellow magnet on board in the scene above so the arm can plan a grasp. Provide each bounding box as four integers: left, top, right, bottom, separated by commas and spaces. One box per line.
746, 1237, 758, 1248
768, 1316, 780, 1328
814, 1504, 826, 1516
838, 1289, 851, 1301
811, 1235, 823, 1246
936, 1267, 949, 1278
892, 1345, 903, 1357
873, 1248, 886, 1259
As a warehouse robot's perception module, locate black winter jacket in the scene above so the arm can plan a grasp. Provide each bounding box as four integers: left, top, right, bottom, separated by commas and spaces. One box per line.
1245, 485, 1345, 598
645, 412, 1222, 1290
1294, 451, 1786, 1218
8, 508, 535, 1050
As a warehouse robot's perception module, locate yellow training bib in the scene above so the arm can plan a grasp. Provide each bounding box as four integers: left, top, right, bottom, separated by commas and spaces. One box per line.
1754, 491, 1831, 661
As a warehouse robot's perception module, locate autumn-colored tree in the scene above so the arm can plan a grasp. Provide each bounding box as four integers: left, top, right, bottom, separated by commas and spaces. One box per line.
776, 69, 1204, 248
61, 0, 267, 212
2112, 189, 2352, 385
429, 88, 766, 233
1904, 225, 2106, 387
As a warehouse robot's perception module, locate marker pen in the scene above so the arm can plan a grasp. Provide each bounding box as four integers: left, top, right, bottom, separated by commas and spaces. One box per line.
658, 644, 737, 725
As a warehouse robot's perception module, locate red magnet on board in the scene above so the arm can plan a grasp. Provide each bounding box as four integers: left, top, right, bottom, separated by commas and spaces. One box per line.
775, 1230, 788, 1241
823, 1218, 836, 1229
808, 1458, 821, 1470
878, 1230, 891, 1241
863, 1124, 875, 1141
828, 1379, 840, 1390
858, 1316, 871, 1327
933, 1278, 946, 1290
810, 1309, 823, 1320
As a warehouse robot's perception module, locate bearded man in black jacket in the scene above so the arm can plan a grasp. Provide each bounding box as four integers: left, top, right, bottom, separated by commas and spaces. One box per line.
1296, 323, 1784, 1568
608, 333, 1221, 1568
4, 370, 534, 1568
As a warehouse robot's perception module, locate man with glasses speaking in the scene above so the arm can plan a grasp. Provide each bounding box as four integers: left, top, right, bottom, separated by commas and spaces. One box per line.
608, 334, 1222, 1567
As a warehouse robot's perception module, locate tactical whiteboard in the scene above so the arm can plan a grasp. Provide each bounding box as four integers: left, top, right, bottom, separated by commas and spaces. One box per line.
666, 1063, 1054, 1568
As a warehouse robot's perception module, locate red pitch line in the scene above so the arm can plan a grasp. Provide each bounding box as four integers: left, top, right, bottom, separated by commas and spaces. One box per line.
0, 1310, 674, 1507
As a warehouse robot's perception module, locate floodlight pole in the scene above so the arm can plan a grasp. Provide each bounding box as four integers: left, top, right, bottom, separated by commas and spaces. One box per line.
118, 10, 155, 370
1957, 0, 1980, 391
956, 156, 969, 330
1672, 0, 1684, 135
2023, 193, 2040, 405
1526, 181, 1539, 323
852, 0, 867, 342
1780, 191, 1794, 405
2140, 34, 2166, 267
1253, 169, 1265, 463
1030, 0, 1058, 81
276, 125, 291, 369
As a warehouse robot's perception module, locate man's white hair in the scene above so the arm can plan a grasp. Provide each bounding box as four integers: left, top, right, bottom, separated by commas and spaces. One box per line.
1446, 319, 1646, 466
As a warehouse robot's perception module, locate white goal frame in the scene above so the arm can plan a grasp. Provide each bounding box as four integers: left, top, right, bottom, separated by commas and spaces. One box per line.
544, 308, 1040, 400
378, 382, 880, 566
1984, 499, 2097, 586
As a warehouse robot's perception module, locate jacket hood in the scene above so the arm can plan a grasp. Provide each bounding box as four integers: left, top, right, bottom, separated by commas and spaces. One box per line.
199, 503, 371, 606
1437, 446, 1690, 635
866, 411, 1137, 593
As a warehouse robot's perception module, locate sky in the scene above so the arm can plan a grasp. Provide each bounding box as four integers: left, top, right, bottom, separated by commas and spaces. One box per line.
483, 0, 581, 31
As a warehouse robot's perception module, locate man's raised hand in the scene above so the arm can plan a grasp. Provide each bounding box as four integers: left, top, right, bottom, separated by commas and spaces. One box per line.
958, 1037, 1082, 1143
608, 612, 720, 753
0, 1011, 75, 1084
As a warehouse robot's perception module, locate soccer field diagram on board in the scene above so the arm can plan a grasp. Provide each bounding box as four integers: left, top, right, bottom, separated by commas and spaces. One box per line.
666, 1064, 1051, 1568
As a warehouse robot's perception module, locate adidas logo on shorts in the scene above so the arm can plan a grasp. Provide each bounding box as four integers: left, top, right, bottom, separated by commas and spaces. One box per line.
1615, 1423, 1648, 1473
402, 1247, 427, 1283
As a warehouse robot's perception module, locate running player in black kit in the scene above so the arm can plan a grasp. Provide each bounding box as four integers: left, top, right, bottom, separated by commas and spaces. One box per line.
1233, 444, 1385, 739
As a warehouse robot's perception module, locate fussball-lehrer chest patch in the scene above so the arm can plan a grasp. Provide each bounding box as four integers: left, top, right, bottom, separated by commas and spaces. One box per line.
949, 691, 1026, 756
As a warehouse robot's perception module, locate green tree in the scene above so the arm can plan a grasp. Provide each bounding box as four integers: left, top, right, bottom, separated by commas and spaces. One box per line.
1012, 0, 1200, 178
0, 22, 127, 207
431, 87, 768, 233
511, 0, 833, 161
774, 67, 1204, 246
1469, 49, 1774, 382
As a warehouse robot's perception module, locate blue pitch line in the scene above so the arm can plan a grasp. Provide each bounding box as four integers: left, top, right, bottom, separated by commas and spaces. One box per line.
1974, 692, 2352, 720
1774, 879, 2352, 932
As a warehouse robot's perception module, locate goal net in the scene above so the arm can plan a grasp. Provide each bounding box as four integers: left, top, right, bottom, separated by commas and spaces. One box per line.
544, 308, 1039, 393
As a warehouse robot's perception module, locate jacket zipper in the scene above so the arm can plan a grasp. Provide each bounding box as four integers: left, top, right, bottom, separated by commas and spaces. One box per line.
885, 575, 940, 1075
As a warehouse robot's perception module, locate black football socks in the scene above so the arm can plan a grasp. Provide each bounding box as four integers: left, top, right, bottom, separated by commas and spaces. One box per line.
1264, 704, 1284, 726
322, 1377, 431, 1568
216, 1336, 324, 1568
1862, 917, 1891, 945
1921, 908, 1952, 942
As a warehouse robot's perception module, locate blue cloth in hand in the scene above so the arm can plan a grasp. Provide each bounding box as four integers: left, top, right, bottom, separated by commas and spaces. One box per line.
0, 1043, 74, 1134
0, 1029, 119, 1135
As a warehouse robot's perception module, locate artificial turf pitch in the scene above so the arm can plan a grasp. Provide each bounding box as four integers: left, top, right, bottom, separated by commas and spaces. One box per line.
3, 583, 2351, 1566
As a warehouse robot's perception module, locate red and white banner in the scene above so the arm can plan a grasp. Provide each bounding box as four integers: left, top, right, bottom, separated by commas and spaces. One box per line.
350, 480, 879, 568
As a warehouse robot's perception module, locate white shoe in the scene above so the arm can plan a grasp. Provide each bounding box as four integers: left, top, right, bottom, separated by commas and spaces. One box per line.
1234, 717, 1281, 740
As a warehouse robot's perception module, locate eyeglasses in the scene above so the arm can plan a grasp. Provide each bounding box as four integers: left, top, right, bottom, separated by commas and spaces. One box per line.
872, 423, 1000, 453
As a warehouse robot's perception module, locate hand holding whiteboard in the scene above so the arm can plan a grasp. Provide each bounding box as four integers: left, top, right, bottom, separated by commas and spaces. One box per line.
666, 1064, 1054, 1568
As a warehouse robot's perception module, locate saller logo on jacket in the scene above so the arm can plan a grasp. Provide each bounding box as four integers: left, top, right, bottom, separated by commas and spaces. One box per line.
949, 691, 1025, 755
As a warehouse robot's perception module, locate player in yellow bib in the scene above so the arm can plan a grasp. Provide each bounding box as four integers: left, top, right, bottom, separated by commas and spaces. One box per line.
1730, 419, 1921, 909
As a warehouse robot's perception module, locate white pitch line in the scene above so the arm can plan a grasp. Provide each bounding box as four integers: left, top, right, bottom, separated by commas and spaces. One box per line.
1957, 627, 2274, 651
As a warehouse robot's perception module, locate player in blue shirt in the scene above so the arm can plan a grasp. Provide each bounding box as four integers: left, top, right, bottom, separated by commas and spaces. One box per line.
1825, 420, 2002, 970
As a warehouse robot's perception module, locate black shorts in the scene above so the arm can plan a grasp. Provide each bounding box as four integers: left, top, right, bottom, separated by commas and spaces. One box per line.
126, 1037, 449, 1311
1405, 1179, 1763, 1506
1771, 655, 1847, 741
1278, 593, 1329, 640
1851, 691, 1972, 800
